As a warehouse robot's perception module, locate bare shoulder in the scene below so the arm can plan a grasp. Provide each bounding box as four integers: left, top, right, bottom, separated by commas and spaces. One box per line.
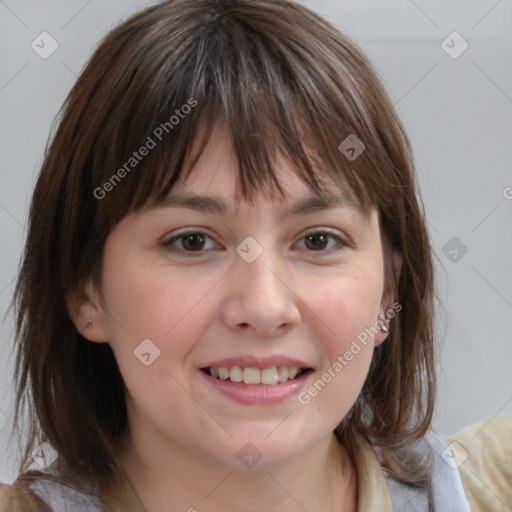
448, 415, 512, 512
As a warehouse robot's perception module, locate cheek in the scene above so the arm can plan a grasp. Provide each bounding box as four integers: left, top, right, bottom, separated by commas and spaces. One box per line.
97, 256, 219, 423
99, 247, 220, 370
312, 263, 384, 345
298, 266, 383, 414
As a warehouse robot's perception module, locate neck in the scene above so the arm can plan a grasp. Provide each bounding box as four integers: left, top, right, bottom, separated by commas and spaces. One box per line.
118, 428, 357, 512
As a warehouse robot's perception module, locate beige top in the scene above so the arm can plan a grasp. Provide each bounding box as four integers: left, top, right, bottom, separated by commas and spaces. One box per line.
1, 415, 511, 511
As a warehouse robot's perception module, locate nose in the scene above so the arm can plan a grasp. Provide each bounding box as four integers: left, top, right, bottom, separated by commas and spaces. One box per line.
220, 248, 301, 338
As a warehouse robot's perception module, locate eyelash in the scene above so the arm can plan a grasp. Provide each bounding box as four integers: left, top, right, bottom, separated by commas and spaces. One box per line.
161, 229, 348, 258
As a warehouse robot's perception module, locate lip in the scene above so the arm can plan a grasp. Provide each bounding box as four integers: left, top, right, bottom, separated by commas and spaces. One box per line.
200, 355, 314, 370
200, 368, 314, 404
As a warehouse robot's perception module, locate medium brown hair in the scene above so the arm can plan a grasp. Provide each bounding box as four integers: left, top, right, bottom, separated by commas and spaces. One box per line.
9, 0, 436, 499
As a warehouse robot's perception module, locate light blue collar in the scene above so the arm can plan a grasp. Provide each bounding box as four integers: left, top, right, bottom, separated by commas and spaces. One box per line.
385, 431, 471, 511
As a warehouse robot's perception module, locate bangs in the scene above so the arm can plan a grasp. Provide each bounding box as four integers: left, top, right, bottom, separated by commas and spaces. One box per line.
89, 0, 397, 231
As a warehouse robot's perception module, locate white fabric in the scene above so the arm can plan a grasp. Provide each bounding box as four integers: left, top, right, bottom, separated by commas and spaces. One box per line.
385, 431, 471, 511
28, 479, 102, 512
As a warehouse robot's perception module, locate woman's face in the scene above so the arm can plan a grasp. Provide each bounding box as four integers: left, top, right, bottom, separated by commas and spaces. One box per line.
89, 128, 393, 470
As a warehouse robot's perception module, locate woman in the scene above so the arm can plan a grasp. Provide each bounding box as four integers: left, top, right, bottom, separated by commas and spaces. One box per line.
1, 1, 510, 510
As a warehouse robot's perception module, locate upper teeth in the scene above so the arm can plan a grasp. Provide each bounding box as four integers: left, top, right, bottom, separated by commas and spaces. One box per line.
209, 366, 303, 385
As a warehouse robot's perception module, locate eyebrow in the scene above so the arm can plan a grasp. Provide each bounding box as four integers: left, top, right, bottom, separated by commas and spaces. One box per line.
157, 192, 368, 218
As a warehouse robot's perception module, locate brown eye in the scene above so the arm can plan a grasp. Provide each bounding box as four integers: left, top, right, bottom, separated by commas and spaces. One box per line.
297, 230, 347, 255
162, 231, 217, 257
180, 233, 206, 251
304, 233, 329, 251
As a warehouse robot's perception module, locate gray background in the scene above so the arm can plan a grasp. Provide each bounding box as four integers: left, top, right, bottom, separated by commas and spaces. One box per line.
1, 0, 511, 484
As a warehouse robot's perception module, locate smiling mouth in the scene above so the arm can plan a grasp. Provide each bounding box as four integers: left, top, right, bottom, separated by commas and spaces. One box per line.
201, 366, 312, 386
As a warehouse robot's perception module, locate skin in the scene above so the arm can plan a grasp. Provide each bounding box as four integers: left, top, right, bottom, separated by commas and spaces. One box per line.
68, 127, 399, 512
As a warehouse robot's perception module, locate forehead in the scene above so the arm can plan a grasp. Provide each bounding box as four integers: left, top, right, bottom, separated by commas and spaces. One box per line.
166, 125, 371, 219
